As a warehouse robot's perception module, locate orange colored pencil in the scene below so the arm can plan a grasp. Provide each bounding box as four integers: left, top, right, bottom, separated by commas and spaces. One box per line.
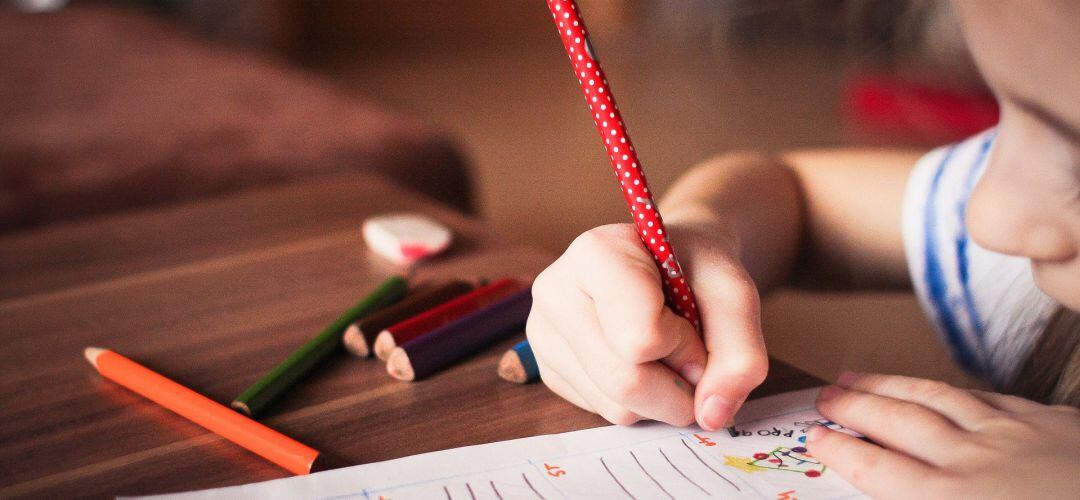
84, 347, 324, 475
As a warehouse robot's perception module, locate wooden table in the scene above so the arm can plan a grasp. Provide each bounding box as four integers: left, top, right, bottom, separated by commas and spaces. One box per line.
0, 174, 819, 498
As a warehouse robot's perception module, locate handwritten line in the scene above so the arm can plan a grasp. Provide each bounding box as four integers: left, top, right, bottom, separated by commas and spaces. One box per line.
444, 485, 453, 499
629, 451, 674, 500
600, 457, 636, 500
529, 405, 819, 466
522, 473, 546, 500
466, 482, 476, 500
681, 439, 740, 491
490, 480, 504, 500
659, 446, 709, 496
313, 493, 364, 500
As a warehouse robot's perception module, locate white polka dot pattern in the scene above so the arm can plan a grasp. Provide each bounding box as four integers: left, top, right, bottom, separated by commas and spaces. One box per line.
546, 0, 700, 328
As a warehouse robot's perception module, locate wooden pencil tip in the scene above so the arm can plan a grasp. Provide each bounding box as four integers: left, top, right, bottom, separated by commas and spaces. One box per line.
84, 347, 106, 367
342, 324, 369, 358
373, 331, 395, 361
386, 348, 415, 381
230, 400, 252, 416
497, 350, 527, 384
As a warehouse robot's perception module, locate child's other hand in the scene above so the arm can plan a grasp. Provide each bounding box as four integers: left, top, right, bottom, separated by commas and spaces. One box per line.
526, 223, 767, 430
809, 372, 1080, 499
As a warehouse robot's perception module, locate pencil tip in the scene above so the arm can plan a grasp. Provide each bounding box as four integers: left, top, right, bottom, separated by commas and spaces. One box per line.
342, 324, 369, 357
497, 350, 526, 383
84, 347, 105, 366
373, 331, 395, 360
230, 400, 252, 416
386, 348, 415, 381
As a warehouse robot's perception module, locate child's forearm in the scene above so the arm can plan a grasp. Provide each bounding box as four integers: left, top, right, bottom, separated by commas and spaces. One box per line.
660, 149, 920, 293
660, 152, 803, 292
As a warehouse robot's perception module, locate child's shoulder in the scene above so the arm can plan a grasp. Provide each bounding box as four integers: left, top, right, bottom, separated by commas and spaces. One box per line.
906, 129, 998, 211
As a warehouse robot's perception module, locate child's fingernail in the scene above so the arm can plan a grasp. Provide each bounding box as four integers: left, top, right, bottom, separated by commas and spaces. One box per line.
818, 385, 844, 402
836, 370, 859, 387
699, 394, 734, 431
681, 363, 704, 386
806, 425, 828, 442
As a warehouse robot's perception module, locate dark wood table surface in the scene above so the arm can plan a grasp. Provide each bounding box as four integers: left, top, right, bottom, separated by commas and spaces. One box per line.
0, 174, 819, 498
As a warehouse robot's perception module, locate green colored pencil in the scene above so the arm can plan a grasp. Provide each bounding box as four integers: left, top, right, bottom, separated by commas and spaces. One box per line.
232, 275, 407, 417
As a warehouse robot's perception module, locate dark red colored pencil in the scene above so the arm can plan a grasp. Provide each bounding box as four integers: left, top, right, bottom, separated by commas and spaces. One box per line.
386, 288, 532, 381
373, 278, 521, 360
342, 280, 474, 357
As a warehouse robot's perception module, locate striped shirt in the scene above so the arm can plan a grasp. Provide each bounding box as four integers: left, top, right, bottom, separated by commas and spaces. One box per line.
902, 129, 1060, 388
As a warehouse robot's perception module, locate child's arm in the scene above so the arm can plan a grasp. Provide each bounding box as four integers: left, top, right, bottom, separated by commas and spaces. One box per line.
527, 149, 921, 430
661, 149, 919, 292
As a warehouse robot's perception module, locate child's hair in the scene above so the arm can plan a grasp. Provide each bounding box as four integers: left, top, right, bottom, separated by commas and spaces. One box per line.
1012, 309, 1080, 406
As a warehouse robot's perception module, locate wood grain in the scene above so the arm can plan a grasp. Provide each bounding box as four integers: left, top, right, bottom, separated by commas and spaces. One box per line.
0, 175, 818, 498
0, 174, 481, 301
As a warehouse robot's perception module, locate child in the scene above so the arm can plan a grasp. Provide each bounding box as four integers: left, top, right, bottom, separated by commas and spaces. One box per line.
526, 1, 1080, 497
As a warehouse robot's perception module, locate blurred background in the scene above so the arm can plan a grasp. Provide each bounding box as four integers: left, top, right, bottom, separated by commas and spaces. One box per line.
1, 0, 997, 386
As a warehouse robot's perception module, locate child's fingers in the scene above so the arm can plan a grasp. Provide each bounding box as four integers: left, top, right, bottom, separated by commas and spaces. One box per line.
967, 389, 1045, 414
836, 372, 997, 429
560, 306, 696, 426
805, 426, 941, 500
535, 358, 594, 413
538, 284, 696, 426
562, 224, 707, 384
527, 307, 590, 413
655, 307, 707, 386
528, 313, 642, 425
570, 225, 679, 359
531, 223, 700, 426
690, 262, 768, 430
815, 385, 969, 465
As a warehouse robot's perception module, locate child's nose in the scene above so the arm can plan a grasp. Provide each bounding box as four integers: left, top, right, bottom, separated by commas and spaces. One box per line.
966, 179, 1077, 263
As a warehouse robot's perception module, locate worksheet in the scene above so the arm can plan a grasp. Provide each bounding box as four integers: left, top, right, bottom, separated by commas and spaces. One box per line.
149, 388, 867, 499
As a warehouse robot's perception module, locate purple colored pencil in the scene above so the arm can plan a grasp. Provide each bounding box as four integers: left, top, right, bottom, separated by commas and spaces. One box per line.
386, 288, 532, 381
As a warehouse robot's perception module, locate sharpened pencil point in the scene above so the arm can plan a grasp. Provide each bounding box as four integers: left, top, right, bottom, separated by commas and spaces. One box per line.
230, 400, 252, 416
373, 331, 395, 360
386, 348, 415, 381
497, 349, 526, 384
84, 347, 106, 367
342, 323, 369, 357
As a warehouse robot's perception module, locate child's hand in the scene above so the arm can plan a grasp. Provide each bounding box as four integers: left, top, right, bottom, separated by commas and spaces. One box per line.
809, 372, 1080, 499
526, 223, 767, 430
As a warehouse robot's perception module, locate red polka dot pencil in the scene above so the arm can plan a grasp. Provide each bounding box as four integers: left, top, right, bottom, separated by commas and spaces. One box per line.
545, 0, 700, 328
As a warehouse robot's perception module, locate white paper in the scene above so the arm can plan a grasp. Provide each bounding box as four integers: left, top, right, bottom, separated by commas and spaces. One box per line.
146, 388, 867, 499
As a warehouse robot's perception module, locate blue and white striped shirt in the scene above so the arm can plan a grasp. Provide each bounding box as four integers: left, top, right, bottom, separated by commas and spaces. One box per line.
902, 129, 1059, 388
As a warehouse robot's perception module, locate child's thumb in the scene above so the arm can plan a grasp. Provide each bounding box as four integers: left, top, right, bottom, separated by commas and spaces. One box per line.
691, 280, 768, 431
